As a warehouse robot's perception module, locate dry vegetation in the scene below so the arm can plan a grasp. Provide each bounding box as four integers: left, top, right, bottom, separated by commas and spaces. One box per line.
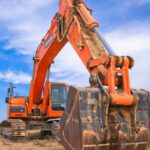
0, 136, 64, 150
0, 135, 150, 150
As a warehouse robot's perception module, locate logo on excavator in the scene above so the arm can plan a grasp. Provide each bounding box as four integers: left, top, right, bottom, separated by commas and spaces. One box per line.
45, 34, 53, 48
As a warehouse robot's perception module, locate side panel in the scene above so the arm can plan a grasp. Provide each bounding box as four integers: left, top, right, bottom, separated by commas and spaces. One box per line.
8, 97, 27, 119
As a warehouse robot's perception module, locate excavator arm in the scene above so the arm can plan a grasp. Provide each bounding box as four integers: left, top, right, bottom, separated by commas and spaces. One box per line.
28, 0, 135, 115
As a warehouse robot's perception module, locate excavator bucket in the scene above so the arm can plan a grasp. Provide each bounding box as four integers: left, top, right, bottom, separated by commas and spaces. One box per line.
56, 86, 150, 150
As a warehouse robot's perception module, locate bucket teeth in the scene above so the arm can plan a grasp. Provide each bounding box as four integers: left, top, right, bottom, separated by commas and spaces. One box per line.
56, 86, 150, 150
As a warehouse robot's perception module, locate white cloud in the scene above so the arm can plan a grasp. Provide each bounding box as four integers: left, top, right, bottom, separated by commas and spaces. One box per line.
130, 51, 150, 91
0, 0, 57, 55
105, 21, 150, 55
0, 70, 31, 84
51, 44, 90, 86
125, 0, 150, 6
104, 0, 150, 15
0, 0, 56, 20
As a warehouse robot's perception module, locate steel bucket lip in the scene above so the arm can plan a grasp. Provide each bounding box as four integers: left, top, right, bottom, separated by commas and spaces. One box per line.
82, 141, 148, 148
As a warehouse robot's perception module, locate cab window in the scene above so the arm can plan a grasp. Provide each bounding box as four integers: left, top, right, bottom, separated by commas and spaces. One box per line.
51, 84, 67, 110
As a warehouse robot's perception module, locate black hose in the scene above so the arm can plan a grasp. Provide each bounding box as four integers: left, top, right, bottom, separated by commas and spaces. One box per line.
57, 13, 74, 42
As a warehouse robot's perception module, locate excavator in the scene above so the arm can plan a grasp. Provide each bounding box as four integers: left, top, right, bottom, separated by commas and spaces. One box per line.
1, 0, 150, 149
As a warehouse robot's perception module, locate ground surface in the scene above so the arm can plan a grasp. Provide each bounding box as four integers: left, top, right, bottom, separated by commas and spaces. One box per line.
0, 136, 64, 150
0, 135, 150, 150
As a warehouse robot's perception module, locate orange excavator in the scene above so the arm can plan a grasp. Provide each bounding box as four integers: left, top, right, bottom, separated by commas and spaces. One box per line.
1, 0, 150, 149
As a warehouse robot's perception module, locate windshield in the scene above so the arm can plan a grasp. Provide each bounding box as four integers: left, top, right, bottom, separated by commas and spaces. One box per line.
51, 84, 67, 110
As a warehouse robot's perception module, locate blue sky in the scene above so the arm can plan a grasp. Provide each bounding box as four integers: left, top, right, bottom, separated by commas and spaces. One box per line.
0, 0, 150, 121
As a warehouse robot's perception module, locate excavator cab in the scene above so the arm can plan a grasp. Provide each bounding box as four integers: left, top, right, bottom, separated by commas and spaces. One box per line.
46, 82, 68, 119
44, 82, 68, 126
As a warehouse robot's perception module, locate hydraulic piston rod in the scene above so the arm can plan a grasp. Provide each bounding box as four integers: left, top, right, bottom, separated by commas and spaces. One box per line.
94, 27, 116, 55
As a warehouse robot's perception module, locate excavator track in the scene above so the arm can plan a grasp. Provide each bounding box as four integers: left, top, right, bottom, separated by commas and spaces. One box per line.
0, 120, 26, 139
0, 119, 52, 139
55, 87, 150, 150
